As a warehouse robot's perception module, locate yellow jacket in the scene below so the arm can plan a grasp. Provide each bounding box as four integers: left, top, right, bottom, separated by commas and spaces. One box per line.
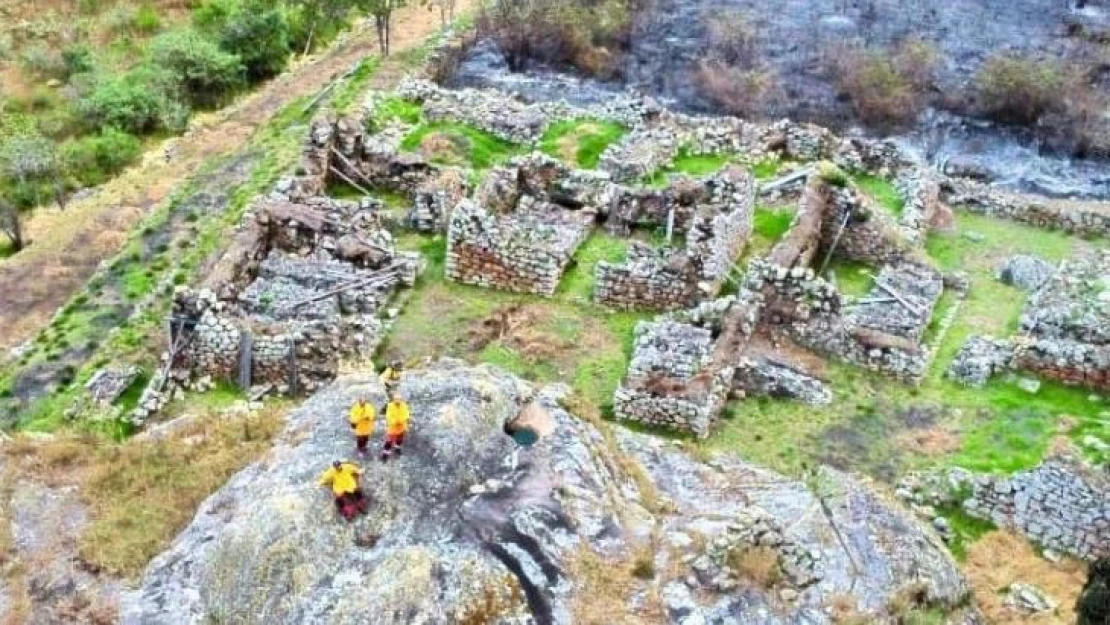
348, 402, 375, 436
319, 462, 361, 496
385, 401, 410, 435
380, 367, 402, 387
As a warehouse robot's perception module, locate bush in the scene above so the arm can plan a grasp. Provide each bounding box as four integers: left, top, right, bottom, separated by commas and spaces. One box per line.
150, 29, 246, 107
479, 0, 635, 79
697, 60, 780, 118
195, 0, 292, 81
19, 42, 67, 79
62, 128, 143, 186
77, 66, 188, 134
62, 43, 95, 78
975, 55, 1066, 125
133, 3, 163, 35
831, 48, 918, 127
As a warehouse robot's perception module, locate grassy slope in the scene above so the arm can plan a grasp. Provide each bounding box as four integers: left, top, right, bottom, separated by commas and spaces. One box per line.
399, 121, 521, 169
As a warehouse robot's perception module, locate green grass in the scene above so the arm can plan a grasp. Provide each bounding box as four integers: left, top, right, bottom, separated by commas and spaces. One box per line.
400, 122, 521, 170
751, 158, 783, 180
851, 172, 905, 216
382, 230, 646, 414
824, 259, 874, 299
752, 205, 794, 241
644, 147, 736, 187
538, 119, 627, 169
370, 96, 424, 127
0, 237, 15, 259
557, 231, 629, 301
934, 502, 997, 561
328, 56, 383, 113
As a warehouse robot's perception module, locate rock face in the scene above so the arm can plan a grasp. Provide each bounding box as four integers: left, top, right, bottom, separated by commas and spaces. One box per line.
123, 362, 974, 625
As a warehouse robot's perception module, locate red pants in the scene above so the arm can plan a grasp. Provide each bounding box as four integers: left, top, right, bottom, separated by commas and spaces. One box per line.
355, 435, 369, 452
335, 489, 367, 520
381, 432, 405, 458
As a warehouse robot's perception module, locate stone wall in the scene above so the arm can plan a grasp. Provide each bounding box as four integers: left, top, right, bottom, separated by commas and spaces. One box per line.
445, 199, 593, 296
963, 457, 1110, 561
612, 319, 732, 437
944, 179, 1110, 239
596, 167, 754, 310
822, 184, 919, 267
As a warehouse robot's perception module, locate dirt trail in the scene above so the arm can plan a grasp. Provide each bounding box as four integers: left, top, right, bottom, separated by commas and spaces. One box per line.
0, 2, 467, 351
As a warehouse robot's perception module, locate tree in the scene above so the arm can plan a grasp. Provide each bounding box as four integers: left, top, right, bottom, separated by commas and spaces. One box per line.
150, 29, 246, 107
358, 0, 407, 56
0, 134, 62, 210
0, 200, 26, 253
428, 0, 456, 28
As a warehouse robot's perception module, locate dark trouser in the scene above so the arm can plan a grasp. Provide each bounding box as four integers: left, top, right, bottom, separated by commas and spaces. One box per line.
381, 432, 405, 459
355, 435, 369, 453
335, 489, 366, 520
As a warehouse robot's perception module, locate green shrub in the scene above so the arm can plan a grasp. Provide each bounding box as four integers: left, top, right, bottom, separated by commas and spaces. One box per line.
133, 3, 163, 35
77, 66, 188, 134
62, 43, 95, 78
62, 128, 143, 187
975, 55, 1066, 125
150, 30, 246, 107
195, 0, 292, 81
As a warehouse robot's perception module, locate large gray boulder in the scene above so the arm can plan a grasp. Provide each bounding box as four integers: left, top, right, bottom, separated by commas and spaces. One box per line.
122, 361, 976, 625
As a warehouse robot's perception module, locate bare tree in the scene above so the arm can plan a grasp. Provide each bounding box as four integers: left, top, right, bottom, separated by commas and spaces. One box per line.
0, 200, 25, 253
429, 0, 456, 28
359, 0, 407, 56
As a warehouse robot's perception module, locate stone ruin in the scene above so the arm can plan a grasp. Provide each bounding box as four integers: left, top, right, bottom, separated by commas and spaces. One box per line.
130, 192, 422, 423
614, 171, 954, 436
898, 455, 1110, 562
950, 249, 1110, 391
147, 74, 1104, 433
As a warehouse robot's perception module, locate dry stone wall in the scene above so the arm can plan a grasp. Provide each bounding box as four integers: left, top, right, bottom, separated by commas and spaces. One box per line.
945, 178, 1110, 238
963, 457, 1110, 560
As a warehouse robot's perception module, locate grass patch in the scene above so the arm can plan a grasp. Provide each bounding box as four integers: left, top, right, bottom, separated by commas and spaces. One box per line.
400, 122, 521, 170
557, 231, 629, 301
644, 147, 735, 187
330, 56, 384, 113
934, 503, 997, 562
824, 259, 873, 299
752, 205, 794, 241
851, 172, 904, 216
751, 158, 783, 180
370, 96, 423, 127
538, 119, 626, 169
77, 408, 283, 578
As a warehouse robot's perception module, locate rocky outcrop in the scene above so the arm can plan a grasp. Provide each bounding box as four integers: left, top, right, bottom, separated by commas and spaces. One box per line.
123, 362, 975, 625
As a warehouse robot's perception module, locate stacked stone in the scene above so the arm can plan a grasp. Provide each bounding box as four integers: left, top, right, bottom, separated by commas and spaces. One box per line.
613, 319, 730, 437
598, 124, 688, 183
595, 243, 697, 310
848, 263, 944, 343
962, 457, 1110, 560
1011, 250, 1110, 390
947, 335, 1016, 387
824, 185, 916, 266
84, 366, 141, 405
687, 167, 755, 286
409, 168, 468, 232
689, 507, 820, 594
746, 259, 843, 322
944, 178, 1110, 238
240, 277, 339, 320
445, 200, 592, 296
896, 171, 942, 244
732, 358, 832, 405
997, 254, 1055, 292
250, 332, 294, 383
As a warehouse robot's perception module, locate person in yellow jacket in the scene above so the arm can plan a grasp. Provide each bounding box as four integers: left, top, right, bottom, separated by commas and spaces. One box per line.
381, 393, 411, 462
379, 360, 404, 395
348, 396, 375, 457
318, 460, 368, 521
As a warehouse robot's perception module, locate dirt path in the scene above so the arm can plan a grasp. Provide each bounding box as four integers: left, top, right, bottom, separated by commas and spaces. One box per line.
0, 2, 466, 352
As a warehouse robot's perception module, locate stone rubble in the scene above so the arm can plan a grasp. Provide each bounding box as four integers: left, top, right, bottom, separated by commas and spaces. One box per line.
997, 254, 1056, 292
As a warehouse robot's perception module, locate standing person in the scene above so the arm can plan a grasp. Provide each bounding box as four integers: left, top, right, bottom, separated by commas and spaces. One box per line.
381, 393, 410, 462
348, 396, 375, 457
318, 460, 368, 521
379, 360, 404, 396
